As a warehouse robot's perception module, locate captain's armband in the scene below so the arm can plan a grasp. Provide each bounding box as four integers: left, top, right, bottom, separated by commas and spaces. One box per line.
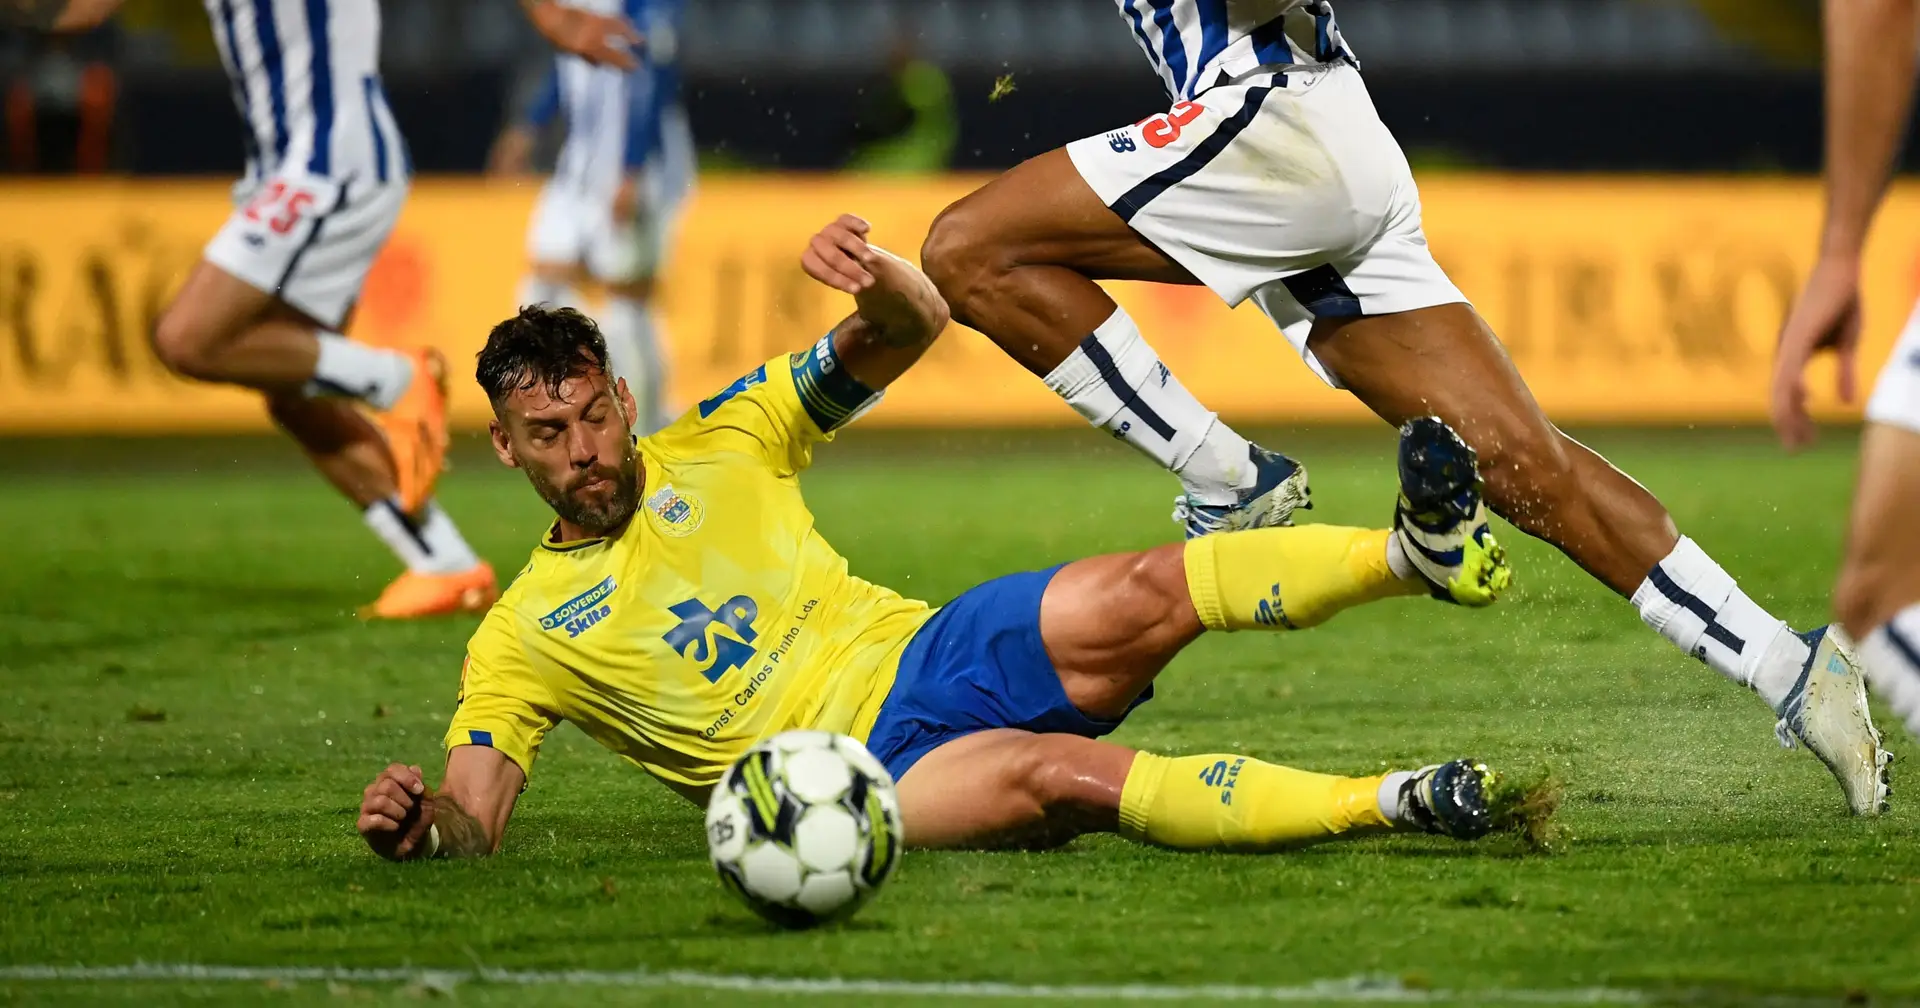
790, 333, 881, 433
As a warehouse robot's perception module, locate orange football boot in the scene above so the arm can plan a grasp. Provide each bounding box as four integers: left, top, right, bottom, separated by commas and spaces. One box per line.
359, 564, 499, 620
380, 347, 450, 516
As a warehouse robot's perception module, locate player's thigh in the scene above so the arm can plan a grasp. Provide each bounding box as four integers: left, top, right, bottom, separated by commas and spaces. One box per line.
921, 148, 1195, 285
1838, 423, 1920, 634
893, 729, 1134, 850
153, 258, 281, 360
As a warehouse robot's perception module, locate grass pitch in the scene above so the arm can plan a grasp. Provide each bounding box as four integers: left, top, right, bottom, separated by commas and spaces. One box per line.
2, 426, 1917, 1006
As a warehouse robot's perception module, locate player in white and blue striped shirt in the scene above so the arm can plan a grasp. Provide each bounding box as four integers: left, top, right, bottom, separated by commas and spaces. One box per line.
911, 0, 1891, 815
1115, 0, 1350, 102
491, 0, 692, 433
37, 0, 643, 619
1773, 0, 1920, 744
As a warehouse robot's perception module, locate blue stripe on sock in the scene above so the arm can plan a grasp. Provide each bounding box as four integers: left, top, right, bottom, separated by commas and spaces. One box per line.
1077, 333, 1176, 441
1647, 565, 1747, 654
1888, 621, 1920, 672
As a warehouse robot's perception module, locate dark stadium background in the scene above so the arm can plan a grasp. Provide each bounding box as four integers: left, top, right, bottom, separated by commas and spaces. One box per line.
0, 0, 1856, 175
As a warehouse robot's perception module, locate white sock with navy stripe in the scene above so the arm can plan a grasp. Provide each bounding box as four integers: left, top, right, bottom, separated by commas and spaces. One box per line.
305, 333, 412, 410
1043, 307, 1254, 506
363, 497, 481, 575
1863, 603, 1920, 739
1631, 536, 1798, 708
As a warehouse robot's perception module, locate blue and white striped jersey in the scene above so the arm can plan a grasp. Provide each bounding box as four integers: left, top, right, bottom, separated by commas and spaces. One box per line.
525, 0, 684, 196
203, 0, 409, 187
1111, 0, 1355, 101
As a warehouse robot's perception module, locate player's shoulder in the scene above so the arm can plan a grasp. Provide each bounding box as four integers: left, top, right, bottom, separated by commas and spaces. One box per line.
646, 355, 802, 450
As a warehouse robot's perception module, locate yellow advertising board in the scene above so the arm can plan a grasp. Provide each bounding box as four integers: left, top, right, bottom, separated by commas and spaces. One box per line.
0, 175, 1913, 432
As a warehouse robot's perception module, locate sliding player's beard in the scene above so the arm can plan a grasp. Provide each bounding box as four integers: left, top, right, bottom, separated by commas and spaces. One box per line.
530, 437, 641, 537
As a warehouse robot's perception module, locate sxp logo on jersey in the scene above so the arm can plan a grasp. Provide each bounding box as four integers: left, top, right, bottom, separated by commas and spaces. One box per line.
540, 576, 618, 639
644, 483, 704, 537
663, 594, 761, 683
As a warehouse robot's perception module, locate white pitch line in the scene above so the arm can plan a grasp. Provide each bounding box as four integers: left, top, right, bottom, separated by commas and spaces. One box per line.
0, 964, 1646, 1003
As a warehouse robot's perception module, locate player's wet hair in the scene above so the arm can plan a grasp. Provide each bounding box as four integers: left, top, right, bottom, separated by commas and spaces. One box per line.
476, 304, 612, 407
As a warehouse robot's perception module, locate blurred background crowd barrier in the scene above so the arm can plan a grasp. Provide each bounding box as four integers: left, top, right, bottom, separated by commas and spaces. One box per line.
0, 0, 1908, 432
1, 175, 1912, 432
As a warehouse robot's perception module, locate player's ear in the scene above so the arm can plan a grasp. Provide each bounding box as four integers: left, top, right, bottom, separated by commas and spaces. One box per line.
614, 376, 638, 429
488, 418, 519, 469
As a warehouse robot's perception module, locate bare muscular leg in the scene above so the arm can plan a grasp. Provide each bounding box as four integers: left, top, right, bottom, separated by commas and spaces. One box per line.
921, 148, 1196, 376
1306, 304, 1676, 596
151, 261, 326, 392
1835, 423, 1920, 637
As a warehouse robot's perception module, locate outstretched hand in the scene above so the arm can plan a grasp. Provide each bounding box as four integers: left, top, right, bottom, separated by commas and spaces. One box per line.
800, 214, 948, 341
1772, 254, 1864, 451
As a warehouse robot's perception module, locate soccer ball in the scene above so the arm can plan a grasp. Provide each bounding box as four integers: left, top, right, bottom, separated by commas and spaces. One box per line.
704, 730, 903, 929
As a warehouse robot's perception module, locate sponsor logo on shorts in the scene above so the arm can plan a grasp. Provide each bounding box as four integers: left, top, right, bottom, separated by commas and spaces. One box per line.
539, 576, 618, 638
243, 233, 267, 248
1199, 757, 1246, 805
645, 483, 704, 537
1106, 132, 1136, 153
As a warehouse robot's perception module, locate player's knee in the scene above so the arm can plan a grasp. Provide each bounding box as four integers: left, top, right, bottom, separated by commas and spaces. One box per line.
1118, 545, 1199, 633
149, 308, 222, 380
920, 200, 1004, 309
1009, 735, 1105, 814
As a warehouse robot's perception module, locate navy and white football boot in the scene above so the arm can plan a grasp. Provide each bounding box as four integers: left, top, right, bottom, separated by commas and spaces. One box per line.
1393, 417, 1511, 606
1399, 760, 1500, 840
1773, 625, 1892, 816
1172, 444, 1314, 539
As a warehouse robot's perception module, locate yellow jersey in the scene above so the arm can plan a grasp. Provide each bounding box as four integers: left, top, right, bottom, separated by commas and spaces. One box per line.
446, 352, 934, 801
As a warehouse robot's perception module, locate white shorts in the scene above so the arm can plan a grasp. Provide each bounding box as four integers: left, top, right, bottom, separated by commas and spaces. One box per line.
203, 172, 407, 329
1067, 63, 1464, 386
527, 167, 687, 285
1869, 301, 1920, 434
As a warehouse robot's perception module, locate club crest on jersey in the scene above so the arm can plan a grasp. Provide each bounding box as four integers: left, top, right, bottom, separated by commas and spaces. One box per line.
644, 483, 704, 537
540, 576, 617, 638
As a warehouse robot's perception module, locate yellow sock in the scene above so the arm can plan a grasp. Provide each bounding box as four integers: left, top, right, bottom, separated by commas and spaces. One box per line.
1184, 525, 1421, 631
1117, 752, 1393, 851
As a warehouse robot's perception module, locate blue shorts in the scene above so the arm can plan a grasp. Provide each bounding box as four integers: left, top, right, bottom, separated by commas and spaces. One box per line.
864, 565, 1153, 782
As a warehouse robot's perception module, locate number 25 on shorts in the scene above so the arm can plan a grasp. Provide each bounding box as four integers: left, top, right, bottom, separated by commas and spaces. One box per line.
242, 180, 316, 237
1137, 101, 1205, 149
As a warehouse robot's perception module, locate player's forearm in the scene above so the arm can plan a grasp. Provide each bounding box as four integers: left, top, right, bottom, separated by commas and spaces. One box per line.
427, 794, 499, 859
851, 254, 950, 349
1818, 0, 1919, 257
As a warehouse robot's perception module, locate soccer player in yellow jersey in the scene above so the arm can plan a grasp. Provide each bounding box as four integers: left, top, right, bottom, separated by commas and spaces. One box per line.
356, 214, 1522, 861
